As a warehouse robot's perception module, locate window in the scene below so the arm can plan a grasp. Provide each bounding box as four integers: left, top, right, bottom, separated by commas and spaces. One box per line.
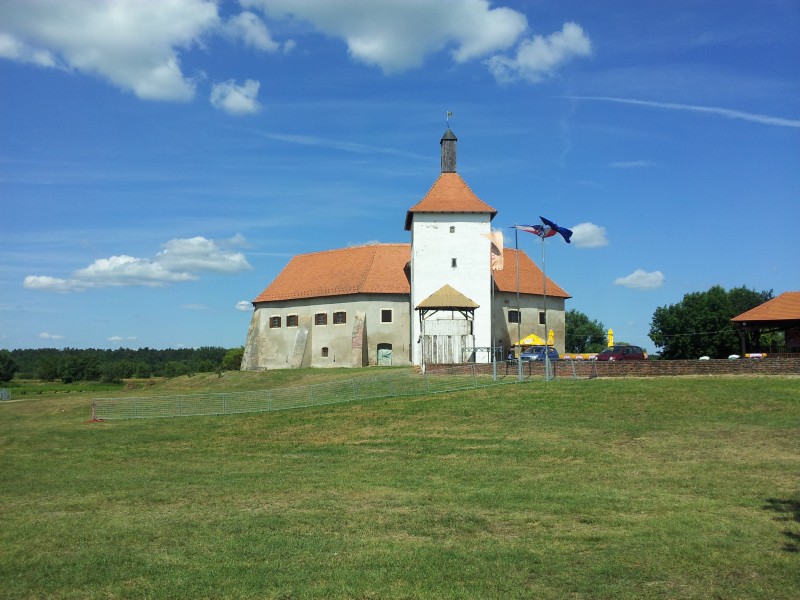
315, 313, 327, 325
321, 347, 329, 357
539, 311, 546, 325
381, 309, 392, 323
286, 314, 298, 327
333, 311, 346, 324
508, 310, 520, 323
451, 258, 457, 268
449, 226, 455, 233
269, 316, 281, 328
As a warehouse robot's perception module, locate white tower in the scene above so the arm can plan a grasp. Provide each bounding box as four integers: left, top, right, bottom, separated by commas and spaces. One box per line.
405, 129, 497, 366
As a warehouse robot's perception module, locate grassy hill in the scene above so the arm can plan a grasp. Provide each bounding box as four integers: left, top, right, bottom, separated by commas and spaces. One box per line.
1, 372, 799, 598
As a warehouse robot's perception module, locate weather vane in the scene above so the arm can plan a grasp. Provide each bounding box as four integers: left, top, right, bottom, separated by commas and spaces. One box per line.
446, 110, 453, 128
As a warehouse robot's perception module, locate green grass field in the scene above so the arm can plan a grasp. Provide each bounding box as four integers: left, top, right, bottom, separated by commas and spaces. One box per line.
1, 373, 798, 599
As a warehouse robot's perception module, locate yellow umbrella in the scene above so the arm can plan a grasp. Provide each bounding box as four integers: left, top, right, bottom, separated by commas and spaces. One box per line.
514, 333, 549, 346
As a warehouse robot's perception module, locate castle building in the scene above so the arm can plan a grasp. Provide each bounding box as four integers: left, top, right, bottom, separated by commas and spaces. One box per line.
241, 129, 570, 370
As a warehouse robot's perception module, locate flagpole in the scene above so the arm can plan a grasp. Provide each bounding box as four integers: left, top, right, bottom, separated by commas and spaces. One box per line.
491, 269, 496, 381
542, 235, 550, 381
515, 226, 522, 382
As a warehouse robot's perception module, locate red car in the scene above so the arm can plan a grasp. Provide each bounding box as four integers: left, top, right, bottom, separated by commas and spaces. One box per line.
594, 345, 646, 361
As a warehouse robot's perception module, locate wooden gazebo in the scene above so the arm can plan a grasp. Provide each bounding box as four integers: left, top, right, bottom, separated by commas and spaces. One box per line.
731, 292, 800, 354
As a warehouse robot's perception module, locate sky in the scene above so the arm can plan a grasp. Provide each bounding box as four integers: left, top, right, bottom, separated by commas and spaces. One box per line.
1, 0, 798, 352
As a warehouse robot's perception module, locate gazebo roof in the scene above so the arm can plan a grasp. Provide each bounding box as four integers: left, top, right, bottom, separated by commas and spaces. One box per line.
731, 292, 800, 325
416, 284, 479, 310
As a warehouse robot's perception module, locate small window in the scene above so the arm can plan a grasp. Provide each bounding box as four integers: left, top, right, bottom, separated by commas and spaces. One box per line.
449, 226, 455, 233
315, 313, 327, 325
333, 311, 346, 325
539, 311, 546, 325
321, 347, 329, 357
286, 314, 298, 327
451, 258, 457, 268
508, 310, 520, 324
381, 309, 392, 323
269, 316, 281, 328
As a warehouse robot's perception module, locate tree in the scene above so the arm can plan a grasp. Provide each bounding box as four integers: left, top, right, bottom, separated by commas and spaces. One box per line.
564, 309, 607, 353
649, 285, 772, 359
222, 347, 244, 371
0, 350, 19, 382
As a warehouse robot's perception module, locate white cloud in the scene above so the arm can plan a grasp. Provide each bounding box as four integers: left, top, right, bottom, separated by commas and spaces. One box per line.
210, 79, 262, 115
0, 32, 57, 67
570, 222, 608, 248
486, 22, 592, 83
223, 11, 279, 52
39, 332, 65, 340
242, 0, 527, 73
0, 0, 219, 101
614, 269, 665, 290
236, 300, 252, 312
24, 236, 252, 293
108, 336, 137, 344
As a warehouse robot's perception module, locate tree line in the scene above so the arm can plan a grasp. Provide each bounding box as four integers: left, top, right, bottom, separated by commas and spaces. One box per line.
565, 284, 773, 358
0, 346, 245, 383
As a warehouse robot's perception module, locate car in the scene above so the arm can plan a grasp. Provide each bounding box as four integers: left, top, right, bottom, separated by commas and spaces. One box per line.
519, 345, 560, 362
594, 345, 646, 361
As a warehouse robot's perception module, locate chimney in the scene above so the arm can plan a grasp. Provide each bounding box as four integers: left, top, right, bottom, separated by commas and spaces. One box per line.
440, 128, 457, 173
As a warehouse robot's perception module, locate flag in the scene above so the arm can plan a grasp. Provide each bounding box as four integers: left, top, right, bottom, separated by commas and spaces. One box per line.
481, 231, 504, 270
518, 216, 573, 243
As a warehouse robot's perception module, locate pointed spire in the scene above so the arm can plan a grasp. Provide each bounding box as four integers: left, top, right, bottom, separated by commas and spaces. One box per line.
440, 128, 457, 173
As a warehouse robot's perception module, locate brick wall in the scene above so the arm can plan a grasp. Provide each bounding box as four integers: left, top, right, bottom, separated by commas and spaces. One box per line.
426, 358, 800, 378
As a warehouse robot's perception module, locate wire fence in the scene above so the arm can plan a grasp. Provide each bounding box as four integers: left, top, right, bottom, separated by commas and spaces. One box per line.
91, 364, 520, 421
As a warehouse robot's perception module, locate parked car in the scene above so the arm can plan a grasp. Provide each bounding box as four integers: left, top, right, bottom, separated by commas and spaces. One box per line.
594, 345, 646, 361
519, 345, 560, 362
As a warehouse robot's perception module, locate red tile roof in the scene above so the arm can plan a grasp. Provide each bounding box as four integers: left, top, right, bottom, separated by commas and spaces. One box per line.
494, 248, 571, 298
253, 244, 411, 302
731, 292, 800, 322
404, 173, 497, 230
252, 244, 569, 303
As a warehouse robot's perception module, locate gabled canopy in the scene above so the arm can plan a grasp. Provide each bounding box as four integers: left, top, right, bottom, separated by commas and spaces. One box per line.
416, 284, 479, 310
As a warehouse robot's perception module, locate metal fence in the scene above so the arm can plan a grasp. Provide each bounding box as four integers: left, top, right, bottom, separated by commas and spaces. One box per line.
91, 364, 518, 421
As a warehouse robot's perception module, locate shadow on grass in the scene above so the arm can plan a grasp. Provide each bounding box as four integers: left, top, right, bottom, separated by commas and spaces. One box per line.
763, 497, 800, 552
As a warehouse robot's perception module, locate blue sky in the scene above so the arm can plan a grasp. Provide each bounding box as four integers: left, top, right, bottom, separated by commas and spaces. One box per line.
2, 0, 798, 352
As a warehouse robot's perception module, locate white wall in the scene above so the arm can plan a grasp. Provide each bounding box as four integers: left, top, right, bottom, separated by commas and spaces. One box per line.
409, 213, 492, 365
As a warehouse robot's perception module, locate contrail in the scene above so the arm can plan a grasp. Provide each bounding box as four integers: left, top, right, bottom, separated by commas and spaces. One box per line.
563, 96, 800, 128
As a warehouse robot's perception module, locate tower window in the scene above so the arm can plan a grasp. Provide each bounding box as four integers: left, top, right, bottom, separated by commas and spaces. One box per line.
321, 347, 329, 357
451, 258, 457, 268
449, 226, 455, 233
539, 311, 546, 325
